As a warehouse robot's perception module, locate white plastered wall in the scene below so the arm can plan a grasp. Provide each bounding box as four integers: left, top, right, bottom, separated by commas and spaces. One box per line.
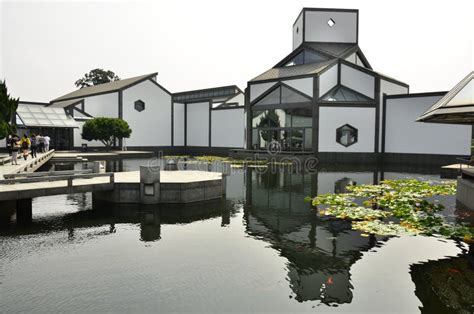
173, 102, 185, 146
82, 92, 118, 117
292, 11, 304, 50
319, 106, 375, 152
319, 64, 338, 97
222, 92, 245, 106
186, 102, 209, 147
122, 79, 172, 147
379, 79, 409, 151
341, 64, 375, 98
211, 108, 245, 148
250, 82, 277, 102
304, 11, 357, 43
282, 77, 313, 98
384, 96, 471, 155
75, 92, 119, 147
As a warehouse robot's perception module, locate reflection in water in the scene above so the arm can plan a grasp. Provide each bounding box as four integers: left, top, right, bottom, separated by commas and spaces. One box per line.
1, 163, 471, 312
244, 168, 384, 305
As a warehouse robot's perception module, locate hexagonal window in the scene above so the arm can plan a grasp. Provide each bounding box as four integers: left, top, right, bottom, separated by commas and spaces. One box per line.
134, 99, 145, 112
336, 124, 358, 147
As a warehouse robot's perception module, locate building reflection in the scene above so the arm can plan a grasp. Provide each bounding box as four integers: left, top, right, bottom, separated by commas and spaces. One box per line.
244, 168, 381, 305
0, 197, 239, 243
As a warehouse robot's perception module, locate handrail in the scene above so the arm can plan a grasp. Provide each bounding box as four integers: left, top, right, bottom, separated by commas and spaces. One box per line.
3, 169, 93, 179
0, 172, 114, 186
16, 149, 56, 174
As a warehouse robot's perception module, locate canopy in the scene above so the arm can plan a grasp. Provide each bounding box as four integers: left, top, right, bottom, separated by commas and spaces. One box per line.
417, 72, 474, 124
16, 104, 78, 128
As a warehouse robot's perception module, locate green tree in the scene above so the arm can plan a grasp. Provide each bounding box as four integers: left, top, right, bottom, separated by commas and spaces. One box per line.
81, 117, 132, 149
257, 110, 281, 142
0, 80, 19, 139
75, 69, 120, 89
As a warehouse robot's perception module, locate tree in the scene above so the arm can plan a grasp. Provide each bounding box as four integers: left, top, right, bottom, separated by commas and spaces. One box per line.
81, 117, 132, 149
0, 80, 19, 139
257, 110, 281, 142
75, 69, 120, 89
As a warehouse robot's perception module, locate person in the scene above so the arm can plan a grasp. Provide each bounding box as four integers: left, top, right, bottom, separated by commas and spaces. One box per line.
10, 135, 20, 165
20, 134, 31, 160
30, 133, 38, 158
38, 134, 45, 153
6, 134, 12, 156
43, 134, 50, 152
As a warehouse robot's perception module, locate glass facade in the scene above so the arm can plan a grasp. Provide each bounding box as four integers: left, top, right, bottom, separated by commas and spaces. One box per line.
254, 85, 311, 107
321, 85, 372, 102
285, 50, 327, 67
251, 108, 312, 151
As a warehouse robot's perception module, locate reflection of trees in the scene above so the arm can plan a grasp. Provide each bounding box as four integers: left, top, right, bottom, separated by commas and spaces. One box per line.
411, 255, 474, 313
257, 110, 280, 142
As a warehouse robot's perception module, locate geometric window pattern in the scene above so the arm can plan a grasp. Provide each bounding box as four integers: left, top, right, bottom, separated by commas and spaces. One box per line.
134, 99, 145, 112
254, 85, 311, 107
16, 104, 78, 128
285, 49, 328, 67
336, 124, 358, 147
321, 85, 372, 102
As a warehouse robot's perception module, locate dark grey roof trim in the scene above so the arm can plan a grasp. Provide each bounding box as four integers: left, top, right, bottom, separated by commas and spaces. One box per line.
73, 106, 93, 118
355, 48, 372, 70
19, 101, 49, 106
148, 78, 173, 96
385, 91, 447, 99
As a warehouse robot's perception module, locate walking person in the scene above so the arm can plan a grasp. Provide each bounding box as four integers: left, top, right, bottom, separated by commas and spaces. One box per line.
43, 134, 50, 152
6, 134, 12, 156
20, 134, 31, 160
38, 134, 45, 153
30, 133, 38, 158
11, 135, 20, 165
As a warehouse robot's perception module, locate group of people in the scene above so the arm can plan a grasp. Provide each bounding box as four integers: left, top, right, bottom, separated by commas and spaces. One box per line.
6, 133, 50, 165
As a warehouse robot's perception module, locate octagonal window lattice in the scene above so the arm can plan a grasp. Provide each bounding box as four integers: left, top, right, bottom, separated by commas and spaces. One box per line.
336, 124, 358, 147
134, 99, 145, 112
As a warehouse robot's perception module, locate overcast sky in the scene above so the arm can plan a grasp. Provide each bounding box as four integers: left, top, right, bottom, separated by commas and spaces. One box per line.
1, 0, 472, 102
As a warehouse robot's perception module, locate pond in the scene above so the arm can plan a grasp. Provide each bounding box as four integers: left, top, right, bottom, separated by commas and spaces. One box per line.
1, 159, 473, 313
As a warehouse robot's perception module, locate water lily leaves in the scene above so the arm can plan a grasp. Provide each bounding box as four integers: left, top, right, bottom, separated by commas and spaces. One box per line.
307, 179, 474, 242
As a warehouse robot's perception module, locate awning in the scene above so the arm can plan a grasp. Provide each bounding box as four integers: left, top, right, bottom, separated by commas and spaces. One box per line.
16, 104, 79, 128
417, 72, 474, 124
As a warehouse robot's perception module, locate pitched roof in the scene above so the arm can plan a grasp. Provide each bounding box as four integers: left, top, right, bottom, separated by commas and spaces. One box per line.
250, 59, 335, 82
305, 42, 357, 57
50, 73, 157, 103
48, 98, 84, 108
417, 71, 474, 124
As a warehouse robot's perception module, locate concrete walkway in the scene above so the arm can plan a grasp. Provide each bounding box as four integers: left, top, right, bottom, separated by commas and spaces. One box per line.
0, 150, 55, 178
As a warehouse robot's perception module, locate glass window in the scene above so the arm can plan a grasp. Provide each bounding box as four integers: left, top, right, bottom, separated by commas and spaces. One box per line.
321, 85, 372, 102
285, 49, 327, 67
336, 124, 358, 147
254, 86, 311, 107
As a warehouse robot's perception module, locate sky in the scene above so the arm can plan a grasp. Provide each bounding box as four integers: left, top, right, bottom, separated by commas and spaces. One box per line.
0, 0, 473, 102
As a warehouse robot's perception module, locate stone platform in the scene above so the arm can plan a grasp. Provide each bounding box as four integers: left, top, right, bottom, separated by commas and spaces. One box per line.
93, 169, 225, 204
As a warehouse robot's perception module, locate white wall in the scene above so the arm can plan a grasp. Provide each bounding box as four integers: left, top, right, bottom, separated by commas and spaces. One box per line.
385, 96, 471, 155
319, 106, 375, 152
83, 92, 118, 117
122, 79, 172, 147
319, 64, 338, 97
282, 77, 313, 98
222, 92, 245, 106
292, 11, 304, 50
211, 108, 245, 148
304, 11, 357, 43
173, 102, 185, 146
250, 82, 277, 102
186, 101, 209, 147
341, 64, 375, 98
379, 79, 409, 151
